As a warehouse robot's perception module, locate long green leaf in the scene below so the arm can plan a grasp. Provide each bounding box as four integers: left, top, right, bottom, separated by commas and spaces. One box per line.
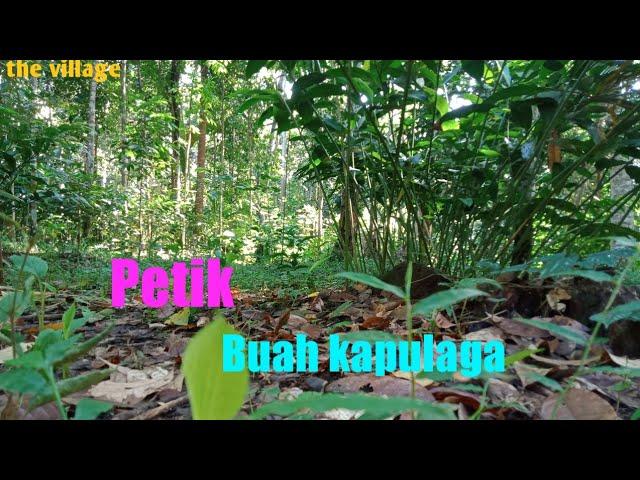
413, 288, 487, 316
335, 272, 405, 299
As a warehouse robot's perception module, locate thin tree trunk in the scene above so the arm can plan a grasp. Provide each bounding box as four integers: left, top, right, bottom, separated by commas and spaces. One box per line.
218, 80, 226, 238
86, 66, 97, 175
120, 60, 128, 192
195, 62, 208, 219
317, 184, 323, 238
169, 60, 182, 206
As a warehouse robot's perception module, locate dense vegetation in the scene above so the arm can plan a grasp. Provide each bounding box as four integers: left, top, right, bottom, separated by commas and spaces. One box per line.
2, 59, 640, 420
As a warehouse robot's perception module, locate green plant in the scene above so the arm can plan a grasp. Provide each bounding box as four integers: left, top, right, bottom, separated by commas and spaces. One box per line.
8, 254, 55, 332
182, 314, 249, 420
0, 316, 115, 419
336, 266, 487, 418
0, 252, 114, 420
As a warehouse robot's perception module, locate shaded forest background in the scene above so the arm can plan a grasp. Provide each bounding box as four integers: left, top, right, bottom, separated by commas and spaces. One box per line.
2, 60, 640, 284
4, 60, 640, 421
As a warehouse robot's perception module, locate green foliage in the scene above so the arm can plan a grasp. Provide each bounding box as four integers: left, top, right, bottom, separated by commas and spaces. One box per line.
591, 301, 640, 326
413, 288, 487, 317
73, 398, 113, 420
0, 283, 114, 422
248, 392, 457, 420
513, 317, 589, 345
182, 316, 249, 420
335, 271, 405, 298
9, 255, 48, 279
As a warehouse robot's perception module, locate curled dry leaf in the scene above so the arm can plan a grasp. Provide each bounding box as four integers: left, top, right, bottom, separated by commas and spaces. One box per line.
540, 388, 618, 420
299, 323, 323, 340
429, 387, 481, 410
309, 295, 324, 312
530, 353, 600, 368
326, 374, 435, 401
376, 300, 402, 313
497, 317, 548, 338
513, 362, 553, 388
546, 288, 571, 312
88, 363, 184, 406
390, 370, 434, 387
463, 326, 505, 342
273, 309, 291, 335
362, 316, 391, 330
435, 312, 455, 329
605, 347, 640, 369
487, 378, 520, 404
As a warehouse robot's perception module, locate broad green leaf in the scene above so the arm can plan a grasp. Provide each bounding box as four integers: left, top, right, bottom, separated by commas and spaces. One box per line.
591, 301, 640, 326
0, 367, 48, 395
5, 350, 46, 370
546, 269, 614, 283
0, 288, 33, 324
413, 288, 487, 316
182, 317, 249, 420
335, 271, 405, 299
9, 255, 48, 278
538, 253, 578, 278
74, 398, 113, 420
245, 60, 268, 78
456, 277, 502, 291
461, 60, 484, 82
441, 119, 459, 131
351, 77, 374, 101
436, 95, 449, 116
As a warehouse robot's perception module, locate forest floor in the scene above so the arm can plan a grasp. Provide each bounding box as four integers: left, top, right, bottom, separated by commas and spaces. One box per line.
2, 255, 640, 420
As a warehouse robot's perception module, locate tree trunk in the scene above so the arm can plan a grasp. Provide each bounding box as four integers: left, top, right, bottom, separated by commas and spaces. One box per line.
195, 62, 208, 218
86, 66, 97, 175
168, 60, 182, 205
120, 60, 128, 190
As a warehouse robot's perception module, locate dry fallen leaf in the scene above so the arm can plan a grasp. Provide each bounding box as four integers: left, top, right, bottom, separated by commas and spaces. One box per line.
496, 317, 548, 338
88, 362, 183, 406
435, 312, 455, 329
362, 316, 391, 330
0, 343, 33, 364
605, 347, 640, 369
309, 295, 324, 313
513, 363, 553, 388
540, 388, 618, 420
546, 288, 571, 312
487, 378, 520, 404
463, 326, 505, 342
299, 323, 323, 340
326, 374, 435, 401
